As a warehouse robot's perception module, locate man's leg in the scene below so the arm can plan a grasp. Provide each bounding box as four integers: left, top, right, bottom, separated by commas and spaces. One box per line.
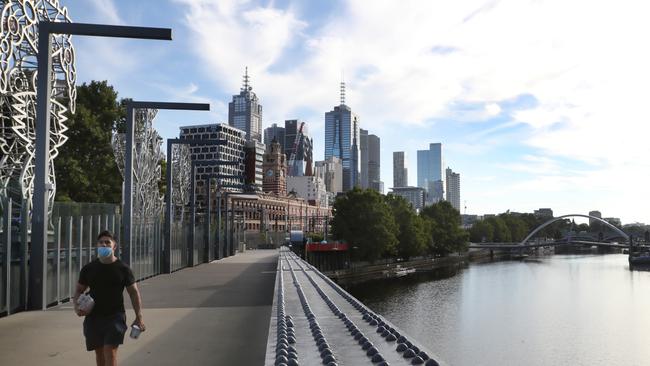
94, 349, 105, 366
102, 345, 118, 366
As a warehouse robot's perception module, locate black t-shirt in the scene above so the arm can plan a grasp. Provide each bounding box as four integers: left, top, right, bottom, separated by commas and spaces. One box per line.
78, 259, 135, 317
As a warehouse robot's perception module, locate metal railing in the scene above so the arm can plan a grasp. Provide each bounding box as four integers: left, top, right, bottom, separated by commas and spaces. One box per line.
1, 197, 131, 316
0, 190, 299, 318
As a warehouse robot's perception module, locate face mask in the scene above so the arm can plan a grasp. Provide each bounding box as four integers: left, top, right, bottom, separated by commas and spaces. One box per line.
97, 246, 113, 258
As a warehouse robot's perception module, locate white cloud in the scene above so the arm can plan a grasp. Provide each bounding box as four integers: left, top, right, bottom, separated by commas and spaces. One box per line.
84, 0, 123, 24
175, 0, 650, 222
484, 103, 501, 116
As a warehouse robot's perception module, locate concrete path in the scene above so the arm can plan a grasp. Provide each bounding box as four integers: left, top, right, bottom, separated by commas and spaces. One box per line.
0, 249, 278, 366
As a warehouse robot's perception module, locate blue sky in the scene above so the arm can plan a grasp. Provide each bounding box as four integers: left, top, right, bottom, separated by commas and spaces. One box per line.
69, 0, 650, 224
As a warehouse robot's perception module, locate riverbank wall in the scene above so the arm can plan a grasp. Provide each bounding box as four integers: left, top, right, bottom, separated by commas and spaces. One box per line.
322, 249, 511, 286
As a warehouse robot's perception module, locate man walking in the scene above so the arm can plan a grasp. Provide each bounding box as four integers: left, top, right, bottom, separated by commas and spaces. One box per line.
73, 230, 146, 366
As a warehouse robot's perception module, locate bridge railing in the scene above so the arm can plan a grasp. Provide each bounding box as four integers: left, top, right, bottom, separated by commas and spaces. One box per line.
0, 197, 131, 317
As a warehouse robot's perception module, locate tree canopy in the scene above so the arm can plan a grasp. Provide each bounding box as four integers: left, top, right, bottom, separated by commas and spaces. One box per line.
331, 189, 472, 261
331, 188, 398, 262
385, 195, 429, 260
55, 81, 124, 203
420, 201, 468, 255
469, 219, 494, 242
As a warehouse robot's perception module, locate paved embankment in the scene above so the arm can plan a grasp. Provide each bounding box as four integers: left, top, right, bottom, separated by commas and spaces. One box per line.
266, 249, 446, 366
0, 250, 278, 366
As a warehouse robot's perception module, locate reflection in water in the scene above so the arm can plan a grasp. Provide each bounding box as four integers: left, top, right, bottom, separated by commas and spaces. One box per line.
349, 255, 650, 366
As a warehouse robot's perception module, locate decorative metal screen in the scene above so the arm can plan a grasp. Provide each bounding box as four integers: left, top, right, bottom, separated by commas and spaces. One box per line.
0, 0, 76, 216
112, 108, 164, 220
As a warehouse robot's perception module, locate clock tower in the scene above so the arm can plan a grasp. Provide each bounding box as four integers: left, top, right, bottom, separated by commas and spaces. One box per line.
263, 138, 287, 195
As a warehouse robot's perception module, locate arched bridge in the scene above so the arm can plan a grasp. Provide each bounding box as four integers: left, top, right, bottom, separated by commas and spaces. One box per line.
469, 214, 632, 250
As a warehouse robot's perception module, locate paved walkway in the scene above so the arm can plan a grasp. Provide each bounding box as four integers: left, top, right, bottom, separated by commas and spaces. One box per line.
0, 249, 278, 366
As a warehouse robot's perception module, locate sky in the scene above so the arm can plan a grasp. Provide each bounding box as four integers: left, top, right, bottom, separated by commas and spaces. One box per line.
68, 0, 650, 224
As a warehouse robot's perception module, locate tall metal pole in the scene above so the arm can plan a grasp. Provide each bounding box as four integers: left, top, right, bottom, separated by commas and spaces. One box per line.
189, 165, 196, 267
126, 108, 209, 274
206, 177, 212, 262
31, 20, 171, 311
30, 23, 54, 310
164, 139, 173, 272
123, 104, 135, 266
217, 190, 222, 259
230, 201, 236, 256
224, 193, 229, 258
3, 198, 12, 315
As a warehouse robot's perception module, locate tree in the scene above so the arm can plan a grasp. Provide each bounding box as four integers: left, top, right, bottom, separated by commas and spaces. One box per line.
486, 216, 512, 242
499, 213, 529, 242
331, 188, 398, 262
55, 81, 125, 203
385, 195, 428, 260
469, 219, 494, 242
309, 232, 325, 242
420, 201, 468, 255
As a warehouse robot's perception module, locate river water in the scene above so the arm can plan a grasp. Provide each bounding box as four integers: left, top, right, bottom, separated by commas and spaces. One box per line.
348, 254, 650, 366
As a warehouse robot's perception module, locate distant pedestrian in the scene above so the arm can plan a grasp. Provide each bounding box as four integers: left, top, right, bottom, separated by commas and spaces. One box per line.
73, 230, 145, 366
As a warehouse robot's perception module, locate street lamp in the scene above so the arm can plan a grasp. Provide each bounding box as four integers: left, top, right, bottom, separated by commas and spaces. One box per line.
122, 102, 208, 272
31, 21, 171, 310
164, 138, 223, 273
207, 177, 243, 260
188, 160, 240, 266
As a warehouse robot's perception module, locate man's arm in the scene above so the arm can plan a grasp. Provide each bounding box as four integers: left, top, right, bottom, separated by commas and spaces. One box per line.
126, 283, 145, 331
72, 283, 88, 316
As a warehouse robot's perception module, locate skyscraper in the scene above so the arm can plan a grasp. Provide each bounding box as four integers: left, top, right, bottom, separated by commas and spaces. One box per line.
285, 119, 313, 176
228, 67, 263, 142
263, 123, 285, 151
360, 129, 381, 191
393, 151, 408, 187
417, 143, 444, 204
244, 140, 265, 190
360, 129, 369, 188
179, 123, 246, 207
324, 82, 360, 191
445, 167, 461, 211
589, 210, 602, 226
314, 157, 343, 194
390, 187, 426, 211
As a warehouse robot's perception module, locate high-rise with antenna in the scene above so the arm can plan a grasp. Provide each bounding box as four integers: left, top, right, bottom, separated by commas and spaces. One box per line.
325, 81, 360, 191
228, 66, 263, 142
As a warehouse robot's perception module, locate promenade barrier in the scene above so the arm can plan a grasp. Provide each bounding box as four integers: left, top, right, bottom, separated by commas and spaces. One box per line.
265, 247, 446, 366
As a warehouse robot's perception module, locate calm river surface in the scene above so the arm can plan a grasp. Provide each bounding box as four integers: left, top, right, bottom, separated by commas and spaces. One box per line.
348, 254, 650, 366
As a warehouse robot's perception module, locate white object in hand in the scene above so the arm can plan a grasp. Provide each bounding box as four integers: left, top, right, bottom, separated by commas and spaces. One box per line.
130, 325, 142, 339
77, 294, 94, 313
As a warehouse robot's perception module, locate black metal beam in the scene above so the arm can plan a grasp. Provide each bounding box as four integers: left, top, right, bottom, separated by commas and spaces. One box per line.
31, 20, 173, 310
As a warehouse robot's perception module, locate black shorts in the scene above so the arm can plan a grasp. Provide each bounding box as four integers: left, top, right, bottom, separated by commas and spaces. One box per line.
83, 312, 128, 351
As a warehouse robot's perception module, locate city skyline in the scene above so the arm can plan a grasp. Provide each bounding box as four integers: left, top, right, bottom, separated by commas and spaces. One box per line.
70, 0, 650, 224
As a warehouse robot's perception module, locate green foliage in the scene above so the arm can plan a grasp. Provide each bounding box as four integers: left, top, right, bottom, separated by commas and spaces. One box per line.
485, 216, 512, 242
469, 219, 494, 242
624, 225, 650, 239
499, 213, 528, 242
309, 232, 325, 242
331, 188, 398, 262
55, 81, 124, 203
385, 195, 429, 259
420, 201, 469, 255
